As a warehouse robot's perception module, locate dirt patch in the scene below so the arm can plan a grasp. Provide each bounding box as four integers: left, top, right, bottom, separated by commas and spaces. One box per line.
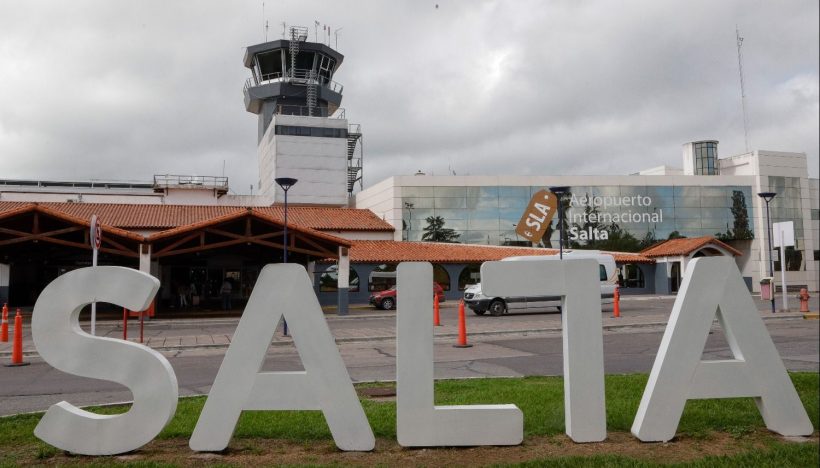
21, 430, 817, 467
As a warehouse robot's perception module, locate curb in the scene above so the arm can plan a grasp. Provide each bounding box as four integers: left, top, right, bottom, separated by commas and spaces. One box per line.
2, 313, 805, 359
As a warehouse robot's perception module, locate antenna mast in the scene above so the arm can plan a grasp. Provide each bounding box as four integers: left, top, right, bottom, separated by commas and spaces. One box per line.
262, 2, 266, 41
736, 26, 751, 153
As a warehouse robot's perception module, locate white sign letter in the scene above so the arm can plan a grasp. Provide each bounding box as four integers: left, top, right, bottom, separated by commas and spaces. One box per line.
32, 267, 177, 455
396, 262, 523, 446
631, 257, 813, 442
189, 264, 374, 452
480, 258, 607, 442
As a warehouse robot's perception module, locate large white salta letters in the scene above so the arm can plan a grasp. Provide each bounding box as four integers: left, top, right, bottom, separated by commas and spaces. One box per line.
32, 267, 178, 455
189, 264, 374, 452
480, 258, 607, 443
396, 262, 523, 446
631, 257, 813, 442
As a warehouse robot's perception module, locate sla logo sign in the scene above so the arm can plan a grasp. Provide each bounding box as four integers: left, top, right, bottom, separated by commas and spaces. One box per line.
30, 258, 812, 456
568, 193, 663, 241
515, 190, 558, 243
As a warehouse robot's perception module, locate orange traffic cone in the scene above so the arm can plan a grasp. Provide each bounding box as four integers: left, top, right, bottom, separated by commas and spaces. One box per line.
453, 299, 472, 348
433, 296, 441, 326
6, 308, 29, 367
1, 303, 8, 342
613, 286, 621, 318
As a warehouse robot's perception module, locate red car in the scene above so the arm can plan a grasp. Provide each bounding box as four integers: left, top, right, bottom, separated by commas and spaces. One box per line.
369, 283, 445, 310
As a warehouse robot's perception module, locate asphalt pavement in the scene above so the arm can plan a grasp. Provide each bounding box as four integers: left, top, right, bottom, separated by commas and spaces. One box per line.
2, 294, 817, 357
0, 294, 817, 416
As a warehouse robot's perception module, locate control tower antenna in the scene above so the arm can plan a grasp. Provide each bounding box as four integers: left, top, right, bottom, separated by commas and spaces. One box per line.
261, 2, 267, 41
736, 26, 751, 153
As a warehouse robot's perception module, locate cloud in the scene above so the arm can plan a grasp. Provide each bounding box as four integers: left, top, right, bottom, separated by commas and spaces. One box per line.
0, 0, 816, 193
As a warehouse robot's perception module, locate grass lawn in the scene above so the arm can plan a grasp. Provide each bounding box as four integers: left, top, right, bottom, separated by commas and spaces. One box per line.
0, 373, 817, 467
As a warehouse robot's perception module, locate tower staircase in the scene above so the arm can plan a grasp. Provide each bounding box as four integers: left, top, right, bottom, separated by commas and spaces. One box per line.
347, 124, 363, 194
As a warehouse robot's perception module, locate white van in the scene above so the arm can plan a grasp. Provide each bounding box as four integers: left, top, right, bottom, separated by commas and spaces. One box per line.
463, 251, 618, 316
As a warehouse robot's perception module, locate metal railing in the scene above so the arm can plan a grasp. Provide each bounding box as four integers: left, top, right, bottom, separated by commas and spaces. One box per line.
0, 178, 152, 189
152, 175, 229, 191
244, 69, 344, 94
271, 104, 347, 118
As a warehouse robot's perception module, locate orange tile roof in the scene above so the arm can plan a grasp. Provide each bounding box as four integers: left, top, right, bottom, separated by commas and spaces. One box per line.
146, 208, 352, 247
640, 236, 742, 257
0, 202, 144, 242
343, 241, 653, 264
0, 202, 394, 231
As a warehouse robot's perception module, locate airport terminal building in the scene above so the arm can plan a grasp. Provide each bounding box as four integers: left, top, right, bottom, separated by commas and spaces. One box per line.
356, 144, 819, 294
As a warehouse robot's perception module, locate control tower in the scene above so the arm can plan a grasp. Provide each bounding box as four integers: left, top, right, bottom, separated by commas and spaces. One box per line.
243, 26, 363, 205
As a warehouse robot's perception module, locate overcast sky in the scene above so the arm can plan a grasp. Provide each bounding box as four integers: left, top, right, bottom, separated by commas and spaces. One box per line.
1, 1, 817, 194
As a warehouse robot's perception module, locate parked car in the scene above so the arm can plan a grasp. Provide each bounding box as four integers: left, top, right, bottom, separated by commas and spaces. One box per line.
463, 251, 617, 316
370, 282, 445, 310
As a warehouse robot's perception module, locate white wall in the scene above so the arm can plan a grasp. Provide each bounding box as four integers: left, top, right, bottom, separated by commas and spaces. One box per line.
258, 114, 349, 206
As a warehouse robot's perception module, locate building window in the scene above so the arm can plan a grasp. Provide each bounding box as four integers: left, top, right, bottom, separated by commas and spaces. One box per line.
773, 247, 804, 272
693, 141, 719, 175
621, 264, 645, 288
274, 125, 348, 138
433, 264, 451, 291
458, 265, 481, 290
369, 264, 396, 292
319, 265, 359, 293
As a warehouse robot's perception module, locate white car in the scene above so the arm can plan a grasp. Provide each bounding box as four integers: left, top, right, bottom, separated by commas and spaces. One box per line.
463, 251, 617, 316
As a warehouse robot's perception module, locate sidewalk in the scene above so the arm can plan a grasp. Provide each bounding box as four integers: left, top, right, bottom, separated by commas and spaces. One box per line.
1, 295, 813, 358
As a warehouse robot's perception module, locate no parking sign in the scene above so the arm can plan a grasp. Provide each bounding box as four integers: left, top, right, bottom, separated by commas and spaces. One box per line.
90, 215, 102, 251
90, 215, 102, 335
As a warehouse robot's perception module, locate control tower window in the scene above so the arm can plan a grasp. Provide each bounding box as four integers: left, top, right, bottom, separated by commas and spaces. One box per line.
318, 55, 336, 81
285, 51, 317, 76
255, 51, 284, 82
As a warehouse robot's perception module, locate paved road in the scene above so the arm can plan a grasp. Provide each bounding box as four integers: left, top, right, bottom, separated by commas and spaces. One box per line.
1, 294, 817, 416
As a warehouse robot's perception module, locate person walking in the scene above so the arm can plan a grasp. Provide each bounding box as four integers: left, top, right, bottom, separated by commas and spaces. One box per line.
177, 283, 188, 309
220, 278, 233, 311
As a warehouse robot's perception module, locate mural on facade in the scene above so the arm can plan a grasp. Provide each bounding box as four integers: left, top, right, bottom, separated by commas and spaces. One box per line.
401, 185, 756, 251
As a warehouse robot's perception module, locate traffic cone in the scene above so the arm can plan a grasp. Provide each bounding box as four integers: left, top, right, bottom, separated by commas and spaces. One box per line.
1, 303, 8, 342
453, 299, 472, 348
613, 286, 620, 318
6, 308, 29, 367
433, 296, 441, 326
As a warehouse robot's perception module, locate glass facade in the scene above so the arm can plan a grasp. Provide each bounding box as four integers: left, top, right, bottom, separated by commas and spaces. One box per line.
402, 185, 756, 251
693, 141, 719, 175
767, 176, 806, 271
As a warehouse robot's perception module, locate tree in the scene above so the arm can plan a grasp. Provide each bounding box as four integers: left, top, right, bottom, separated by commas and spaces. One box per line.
638, 231, 658, 250
554, 191, 575, 248
729, 190, 753, 240
421, 216, 461, 243
593, 223, 643, 252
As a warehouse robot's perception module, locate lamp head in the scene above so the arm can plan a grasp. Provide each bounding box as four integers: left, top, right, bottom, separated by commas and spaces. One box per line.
757, 192, 776, 203
549, 186, 570, 197
275, 177, 298, 191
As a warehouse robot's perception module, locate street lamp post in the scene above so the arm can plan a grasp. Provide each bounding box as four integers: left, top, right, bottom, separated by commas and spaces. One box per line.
757, 192, 776, 314
276, 177, 298, 335
549, 186, 570, 259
